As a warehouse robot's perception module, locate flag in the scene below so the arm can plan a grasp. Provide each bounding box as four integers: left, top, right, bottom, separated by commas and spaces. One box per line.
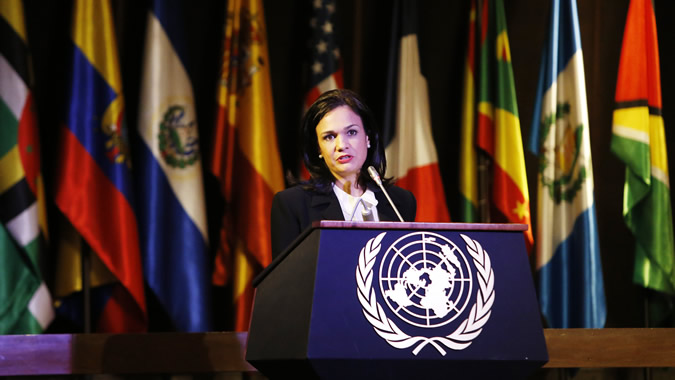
0, 0, 54, 333
476, 0, 533, 251
529, 0, 606, 329
298, 0, 344, 178
611, 0, 675, 297
304, 0, 343, 109
55, 0, 146, 332
136, 0, 212, 332
383, 0, 451, 223
458, 0, 479, 223
211, 0, 284, 331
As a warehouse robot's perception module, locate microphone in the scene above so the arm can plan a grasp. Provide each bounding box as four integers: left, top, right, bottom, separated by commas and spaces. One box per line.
361, 201, 375, 221
348, 198, 375, 221
367, 166, 404, 222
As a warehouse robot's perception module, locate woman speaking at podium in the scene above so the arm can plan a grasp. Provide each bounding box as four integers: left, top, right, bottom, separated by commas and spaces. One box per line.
271, 89, 416, 259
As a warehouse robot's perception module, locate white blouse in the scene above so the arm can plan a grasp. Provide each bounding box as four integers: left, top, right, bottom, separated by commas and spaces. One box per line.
332, 183, 380, 222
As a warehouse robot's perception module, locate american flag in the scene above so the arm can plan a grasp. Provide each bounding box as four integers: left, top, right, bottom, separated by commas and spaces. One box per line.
304, 0, 343, 108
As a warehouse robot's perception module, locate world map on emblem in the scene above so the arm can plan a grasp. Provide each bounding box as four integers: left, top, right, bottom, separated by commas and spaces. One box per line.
379, 232, 473, 328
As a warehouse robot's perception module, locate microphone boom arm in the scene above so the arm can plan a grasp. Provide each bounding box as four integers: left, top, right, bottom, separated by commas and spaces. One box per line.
367, 166, 404, 222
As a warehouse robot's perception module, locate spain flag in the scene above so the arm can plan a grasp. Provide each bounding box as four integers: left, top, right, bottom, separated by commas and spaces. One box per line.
211, 0, 284, 331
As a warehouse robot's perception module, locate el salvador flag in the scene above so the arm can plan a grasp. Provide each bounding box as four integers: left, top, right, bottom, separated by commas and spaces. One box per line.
136, 0, 212, 332
529, 0, 606, 329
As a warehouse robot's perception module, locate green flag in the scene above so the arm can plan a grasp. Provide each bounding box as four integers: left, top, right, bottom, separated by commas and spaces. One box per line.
0, 0, 54, 333
611, 0, 675, 325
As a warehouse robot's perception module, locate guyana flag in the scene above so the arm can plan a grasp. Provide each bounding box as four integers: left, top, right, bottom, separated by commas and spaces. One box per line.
0, 0, 54, 333
611, 0, 675, 297
476, 0, 533, 251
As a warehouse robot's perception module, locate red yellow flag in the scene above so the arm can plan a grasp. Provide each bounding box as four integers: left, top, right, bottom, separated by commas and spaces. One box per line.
476, 0, 533, 252
211, 0, 284, 331
459, 0, 479, 223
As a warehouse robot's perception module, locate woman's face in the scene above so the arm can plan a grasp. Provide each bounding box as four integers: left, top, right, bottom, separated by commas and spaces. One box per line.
316, 105, 370, 186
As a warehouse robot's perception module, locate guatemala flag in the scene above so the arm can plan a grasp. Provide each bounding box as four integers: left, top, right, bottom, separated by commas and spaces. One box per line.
136, 0, 212, 332
528, 0, 606, 329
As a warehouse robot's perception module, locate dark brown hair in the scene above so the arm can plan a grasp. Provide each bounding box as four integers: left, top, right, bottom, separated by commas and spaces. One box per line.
301, 89, 390, 192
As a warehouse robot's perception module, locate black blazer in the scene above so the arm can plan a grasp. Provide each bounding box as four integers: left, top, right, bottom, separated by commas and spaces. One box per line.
270, 185, 416, 259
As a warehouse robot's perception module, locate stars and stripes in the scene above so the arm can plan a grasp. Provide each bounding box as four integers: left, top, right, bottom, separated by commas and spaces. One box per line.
305, 0, 343, 109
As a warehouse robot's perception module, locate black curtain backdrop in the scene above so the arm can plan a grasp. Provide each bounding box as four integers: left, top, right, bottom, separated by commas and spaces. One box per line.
20, 0, 675, 336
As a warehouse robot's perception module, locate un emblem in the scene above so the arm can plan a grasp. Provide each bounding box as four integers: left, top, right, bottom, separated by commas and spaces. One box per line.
380, 232, 473, 328
356, 232, 495, 355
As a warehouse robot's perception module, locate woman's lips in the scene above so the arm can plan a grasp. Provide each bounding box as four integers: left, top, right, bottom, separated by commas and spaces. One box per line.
337, 155, 353, 163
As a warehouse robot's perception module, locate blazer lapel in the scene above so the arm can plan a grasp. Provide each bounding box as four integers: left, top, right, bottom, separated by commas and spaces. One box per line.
310, 190, 344, 221
375, 190, 398, 222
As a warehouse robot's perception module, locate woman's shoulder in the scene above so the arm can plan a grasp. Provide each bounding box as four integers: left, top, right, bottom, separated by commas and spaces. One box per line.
273, 184, 320, 203
385, 184, 415, 200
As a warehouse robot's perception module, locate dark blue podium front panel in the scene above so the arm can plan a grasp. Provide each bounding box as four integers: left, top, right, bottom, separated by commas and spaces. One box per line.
307, 228, 546, 379
247, 225, 547, 379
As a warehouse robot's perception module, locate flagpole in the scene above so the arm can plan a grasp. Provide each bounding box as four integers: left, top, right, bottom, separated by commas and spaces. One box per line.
644, 291, 651, 380
477, 152, 491, 222
475, 0, 490, 223
81, 238, 91, 334
645, 13, 654, 380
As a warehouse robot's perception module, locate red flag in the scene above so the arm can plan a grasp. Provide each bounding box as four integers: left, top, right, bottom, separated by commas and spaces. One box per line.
383, 0, 451, 222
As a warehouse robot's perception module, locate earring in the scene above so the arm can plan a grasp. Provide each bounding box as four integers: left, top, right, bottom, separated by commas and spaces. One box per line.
367, 142, 371, 148
318, 154, 323, 159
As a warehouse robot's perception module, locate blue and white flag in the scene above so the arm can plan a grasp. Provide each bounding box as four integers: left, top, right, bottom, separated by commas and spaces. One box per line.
528, 0, 605, 329
136, 0, 212, 332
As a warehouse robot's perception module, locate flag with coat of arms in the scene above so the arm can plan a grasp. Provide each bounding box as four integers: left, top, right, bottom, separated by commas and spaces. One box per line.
55, 0, 146, 332
529, 0, 606, 329
210, 0, 284, 331
136, 0, 213, 332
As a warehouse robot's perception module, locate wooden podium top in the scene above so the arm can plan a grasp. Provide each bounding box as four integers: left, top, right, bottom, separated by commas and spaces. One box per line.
0, 329, 674, 375
313, 220, 529, 231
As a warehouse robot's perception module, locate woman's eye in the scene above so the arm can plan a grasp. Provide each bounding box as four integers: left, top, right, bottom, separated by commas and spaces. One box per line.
323, 134, 334, 141
347, 129, 357, 136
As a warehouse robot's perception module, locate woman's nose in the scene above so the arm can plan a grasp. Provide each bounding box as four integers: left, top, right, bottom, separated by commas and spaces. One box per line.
335, 135, 346, 150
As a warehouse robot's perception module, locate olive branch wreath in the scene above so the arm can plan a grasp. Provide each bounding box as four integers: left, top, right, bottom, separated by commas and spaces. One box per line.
355, 232, 495, 356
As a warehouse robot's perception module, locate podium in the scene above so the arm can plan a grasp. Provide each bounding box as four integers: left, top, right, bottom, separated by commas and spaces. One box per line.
246, 221, 548, 379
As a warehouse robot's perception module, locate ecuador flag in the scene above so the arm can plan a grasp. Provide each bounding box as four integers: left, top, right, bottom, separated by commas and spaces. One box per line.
55, 0, 146, 332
